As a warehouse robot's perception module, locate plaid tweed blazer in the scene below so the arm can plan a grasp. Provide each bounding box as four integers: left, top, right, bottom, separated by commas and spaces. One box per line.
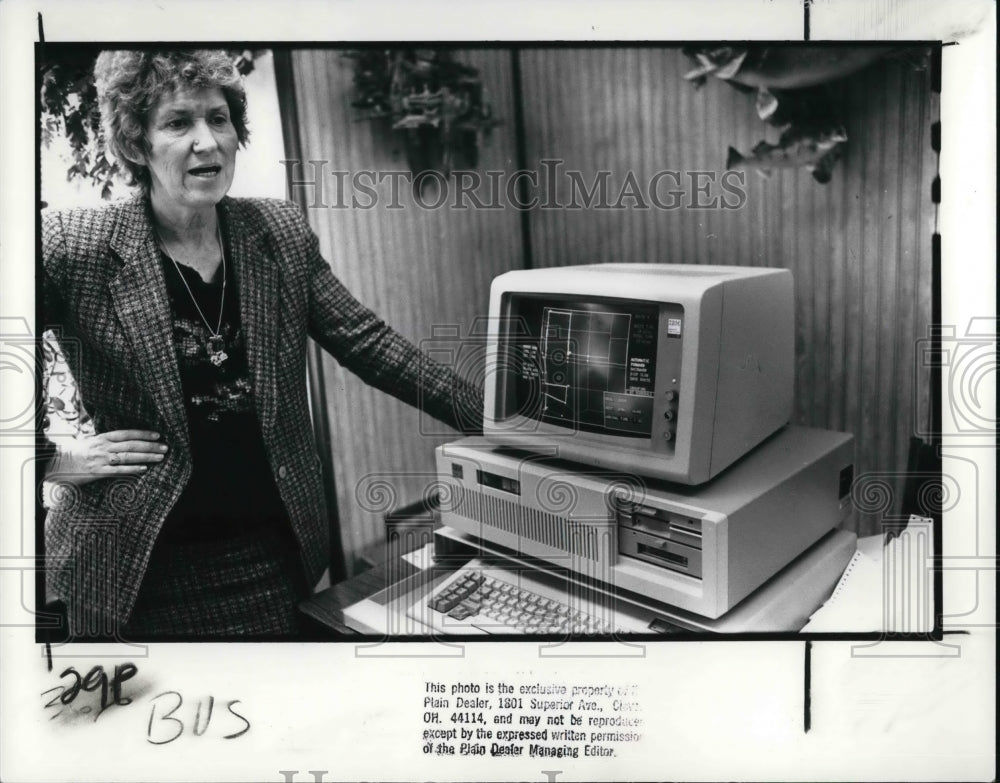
42, 194, 481, 627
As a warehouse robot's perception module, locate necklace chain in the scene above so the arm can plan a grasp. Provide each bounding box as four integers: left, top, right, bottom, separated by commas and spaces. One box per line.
159, 224, 229, 365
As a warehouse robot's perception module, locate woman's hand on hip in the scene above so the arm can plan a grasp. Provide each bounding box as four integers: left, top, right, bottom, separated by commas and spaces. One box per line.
45, 430, 168, 485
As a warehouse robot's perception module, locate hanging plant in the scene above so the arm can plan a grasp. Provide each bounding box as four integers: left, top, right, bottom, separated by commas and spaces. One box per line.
682, 45, 927, 184
39, 48, 119, 201
346, 49, 499, 177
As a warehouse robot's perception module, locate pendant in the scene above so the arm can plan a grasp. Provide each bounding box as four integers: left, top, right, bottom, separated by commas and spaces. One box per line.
207, 334, 228, 366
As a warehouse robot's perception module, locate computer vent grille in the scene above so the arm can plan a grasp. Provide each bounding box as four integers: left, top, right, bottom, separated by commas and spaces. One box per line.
457, 489, 600, 562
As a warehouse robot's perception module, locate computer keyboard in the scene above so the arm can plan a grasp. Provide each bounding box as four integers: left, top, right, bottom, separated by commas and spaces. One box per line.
406, 558, 664, 635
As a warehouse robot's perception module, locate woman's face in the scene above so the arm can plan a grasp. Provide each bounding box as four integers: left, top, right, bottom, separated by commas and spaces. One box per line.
142, 86, 238, 214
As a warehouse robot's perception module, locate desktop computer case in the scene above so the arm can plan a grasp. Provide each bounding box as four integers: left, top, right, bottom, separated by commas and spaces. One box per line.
435, 426, 855, 619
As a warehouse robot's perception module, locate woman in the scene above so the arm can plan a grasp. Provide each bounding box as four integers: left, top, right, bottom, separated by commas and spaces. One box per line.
42, 50, 480, 639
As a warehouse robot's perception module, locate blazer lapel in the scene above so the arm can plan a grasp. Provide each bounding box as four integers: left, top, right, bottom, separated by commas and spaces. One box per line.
107, 196, 190, 449
219, 198, 280, 438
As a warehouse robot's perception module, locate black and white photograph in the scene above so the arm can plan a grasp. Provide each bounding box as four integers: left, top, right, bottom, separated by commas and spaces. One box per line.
0, 1, 995, 781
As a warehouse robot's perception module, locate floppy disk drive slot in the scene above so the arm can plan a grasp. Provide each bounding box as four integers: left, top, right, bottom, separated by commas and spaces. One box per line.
619, 510, 703, 550
619, 528, 703, 579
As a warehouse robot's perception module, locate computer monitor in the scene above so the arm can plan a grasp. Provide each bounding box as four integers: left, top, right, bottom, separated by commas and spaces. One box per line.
483, 263, 795, 484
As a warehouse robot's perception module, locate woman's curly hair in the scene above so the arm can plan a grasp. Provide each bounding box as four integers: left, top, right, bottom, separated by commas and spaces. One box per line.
94, 50, 250, 190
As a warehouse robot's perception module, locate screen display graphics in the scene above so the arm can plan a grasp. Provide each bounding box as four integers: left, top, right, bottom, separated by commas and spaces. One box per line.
506, 295, 659, 438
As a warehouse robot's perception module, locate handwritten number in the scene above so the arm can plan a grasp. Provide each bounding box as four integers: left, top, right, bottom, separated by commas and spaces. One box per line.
41, 686, 67, 719
113, 663, 138, 706
82, 665, 110, 712
41, 686, 65, 709
57, 667, 82, 704
43, 663, 140, 723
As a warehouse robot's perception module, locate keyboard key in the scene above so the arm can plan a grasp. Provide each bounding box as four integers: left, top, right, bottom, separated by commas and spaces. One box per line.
430, 596, 461, 613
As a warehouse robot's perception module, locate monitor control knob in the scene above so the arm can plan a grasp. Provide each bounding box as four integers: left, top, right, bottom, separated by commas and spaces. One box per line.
665, 390, 678, 403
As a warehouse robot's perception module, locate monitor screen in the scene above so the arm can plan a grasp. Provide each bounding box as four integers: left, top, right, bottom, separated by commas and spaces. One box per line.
504, 294, 667, 439
485, 264, 794, 485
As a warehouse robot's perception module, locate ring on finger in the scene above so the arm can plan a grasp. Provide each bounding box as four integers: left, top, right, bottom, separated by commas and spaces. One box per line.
109, 454, 120, 466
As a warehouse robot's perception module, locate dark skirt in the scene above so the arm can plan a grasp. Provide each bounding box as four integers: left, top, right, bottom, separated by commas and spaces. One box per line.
121, 525, 310, 640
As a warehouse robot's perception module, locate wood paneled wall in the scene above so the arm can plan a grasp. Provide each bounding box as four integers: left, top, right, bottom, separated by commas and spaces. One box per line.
518, 48, 937, 535
289, 46, 936, 571
290, 50, 522, 572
